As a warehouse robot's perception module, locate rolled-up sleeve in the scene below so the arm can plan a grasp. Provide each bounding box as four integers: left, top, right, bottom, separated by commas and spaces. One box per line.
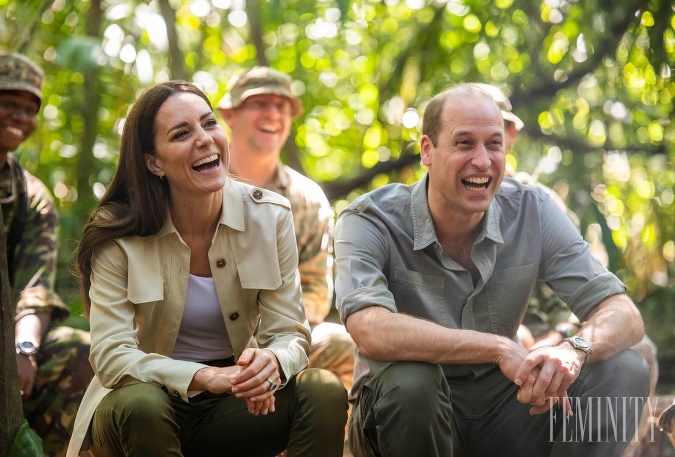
334, 209, 397, 324
538, 194, 626, 322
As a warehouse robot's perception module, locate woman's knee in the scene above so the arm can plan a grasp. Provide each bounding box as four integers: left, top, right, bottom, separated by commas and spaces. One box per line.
295, 367, 348, 402
92, 384, 180, 456
291, 368, 349, 426
98, 383, 173, 425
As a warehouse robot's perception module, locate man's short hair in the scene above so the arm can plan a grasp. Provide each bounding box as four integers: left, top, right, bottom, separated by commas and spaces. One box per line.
422, 83, 499, 146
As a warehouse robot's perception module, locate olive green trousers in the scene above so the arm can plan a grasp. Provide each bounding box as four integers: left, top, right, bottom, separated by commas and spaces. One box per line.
349, 349, 650, 457
90, 368, 348, 457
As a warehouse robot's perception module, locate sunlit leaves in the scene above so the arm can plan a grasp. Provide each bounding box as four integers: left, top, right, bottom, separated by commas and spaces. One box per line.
2, 0, 672, 335
546, 32, 569, 64
462, 14, 482, 33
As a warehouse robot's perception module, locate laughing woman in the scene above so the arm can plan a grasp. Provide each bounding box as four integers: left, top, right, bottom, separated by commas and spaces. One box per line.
66, 81, 347, 457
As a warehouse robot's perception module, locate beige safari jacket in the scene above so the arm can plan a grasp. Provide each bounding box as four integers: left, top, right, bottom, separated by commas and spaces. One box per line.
67, 180, 310, 456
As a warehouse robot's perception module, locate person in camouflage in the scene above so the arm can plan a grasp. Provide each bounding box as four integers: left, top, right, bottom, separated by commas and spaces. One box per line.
0, 52, 93, 457
218, 67, 355, 393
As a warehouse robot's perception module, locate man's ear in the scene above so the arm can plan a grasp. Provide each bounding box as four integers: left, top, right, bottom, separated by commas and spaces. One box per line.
218, 107, 234, 126
420, 135, 433, 167
143, 153, 163, 177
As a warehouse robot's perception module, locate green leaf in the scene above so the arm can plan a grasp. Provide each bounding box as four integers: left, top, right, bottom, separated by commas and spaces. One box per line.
9, 420, 43, 457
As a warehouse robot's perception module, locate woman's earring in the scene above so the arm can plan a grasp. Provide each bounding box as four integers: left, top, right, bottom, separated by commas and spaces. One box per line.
159, 173, 164, 180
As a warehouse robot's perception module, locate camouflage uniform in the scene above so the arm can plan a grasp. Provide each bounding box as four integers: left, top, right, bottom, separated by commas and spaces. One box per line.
261, 163, 355, 392
2, 156, 93, 457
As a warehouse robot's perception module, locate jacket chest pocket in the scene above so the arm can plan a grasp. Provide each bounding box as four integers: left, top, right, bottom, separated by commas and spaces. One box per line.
389, 268, 448, 326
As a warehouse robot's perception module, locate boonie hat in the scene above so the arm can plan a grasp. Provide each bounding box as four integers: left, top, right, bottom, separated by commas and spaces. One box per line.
0, 52, 44, 107
218, 66, 303, 117
475, 83, 524, 131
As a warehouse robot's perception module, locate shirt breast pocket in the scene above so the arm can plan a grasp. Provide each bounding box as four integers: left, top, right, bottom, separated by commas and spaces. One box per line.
389, 268, 447, 325
484, 263, 538, 336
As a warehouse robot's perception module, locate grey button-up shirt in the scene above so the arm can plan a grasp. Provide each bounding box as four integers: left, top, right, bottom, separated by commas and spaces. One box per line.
334, 175, 625, 398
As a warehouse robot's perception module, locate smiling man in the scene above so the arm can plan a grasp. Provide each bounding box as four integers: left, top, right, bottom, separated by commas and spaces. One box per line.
218, 67, 355, 395
334, 83, 649, 457
0, 52, 92, 456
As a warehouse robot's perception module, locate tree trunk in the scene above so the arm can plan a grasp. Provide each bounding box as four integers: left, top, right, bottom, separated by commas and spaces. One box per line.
75, 0, 103, 232
0, 210, 23, 456
158, 0, 185, 79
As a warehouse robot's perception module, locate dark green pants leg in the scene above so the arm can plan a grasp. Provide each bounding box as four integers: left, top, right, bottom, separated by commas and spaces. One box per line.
348, 361, 454, 457
179, 367, 348, 457
285, 368, 348, 456
90, 383, 182, 457
349, 350, 649, 457
551, 349, 650, 457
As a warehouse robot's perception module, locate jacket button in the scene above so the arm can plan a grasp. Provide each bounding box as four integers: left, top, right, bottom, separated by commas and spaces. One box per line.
252, 189, 263, 200
216, 258, 226, 268
229, 312, 239, 321
161, 385, 168, 393
174, 390, 180, 397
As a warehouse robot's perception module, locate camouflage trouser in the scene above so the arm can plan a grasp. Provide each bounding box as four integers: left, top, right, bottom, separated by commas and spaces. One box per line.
22, 325, 93, 457
308, 322, 355, 395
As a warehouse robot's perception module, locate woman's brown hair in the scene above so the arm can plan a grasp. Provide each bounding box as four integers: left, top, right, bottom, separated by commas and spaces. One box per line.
76, 81, 213, 312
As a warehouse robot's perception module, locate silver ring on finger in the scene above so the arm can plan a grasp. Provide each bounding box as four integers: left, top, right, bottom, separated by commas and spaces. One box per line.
266, 378, 278, 391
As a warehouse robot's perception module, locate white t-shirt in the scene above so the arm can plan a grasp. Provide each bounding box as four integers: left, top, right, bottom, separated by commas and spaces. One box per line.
171, 274, 233, 362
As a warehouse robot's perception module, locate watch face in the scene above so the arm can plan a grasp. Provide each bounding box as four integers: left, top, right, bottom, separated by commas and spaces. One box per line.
570, 336, 591, 350
17, 341, 38, 355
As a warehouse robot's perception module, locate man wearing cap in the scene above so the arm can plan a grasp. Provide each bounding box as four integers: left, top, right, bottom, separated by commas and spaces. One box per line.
218, 66, 355, 394
0, 51, 93, 456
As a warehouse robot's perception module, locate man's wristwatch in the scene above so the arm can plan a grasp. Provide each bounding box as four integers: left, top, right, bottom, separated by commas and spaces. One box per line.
15, 341, 39, 356
560, 335, 592, 363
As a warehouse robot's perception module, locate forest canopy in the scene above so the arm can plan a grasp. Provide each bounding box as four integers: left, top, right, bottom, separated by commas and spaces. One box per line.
1, 0, 673, 357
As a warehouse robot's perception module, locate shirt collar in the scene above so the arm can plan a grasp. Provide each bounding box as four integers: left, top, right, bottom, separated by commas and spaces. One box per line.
481, 198, 503, 244
411, 174, 437, 250
260, 161, 289, 193
273, 162, 290, 191
411, 173, 504, 250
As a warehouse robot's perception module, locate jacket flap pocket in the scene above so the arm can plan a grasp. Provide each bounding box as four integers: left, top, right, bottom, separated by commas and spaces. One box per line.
127, 241, 164, 303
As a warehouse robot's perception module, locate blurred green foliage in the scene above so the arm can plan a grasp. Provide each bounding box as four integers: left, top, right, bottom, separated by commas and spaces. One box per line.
0, 0, 673, 352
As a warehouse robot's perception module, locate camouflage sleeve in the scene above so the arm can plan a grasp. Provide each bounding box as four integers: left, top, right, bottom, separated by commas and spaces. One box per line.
13, 171, 69, 322
523, 282, 573, 338
294, 193, 334, 327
